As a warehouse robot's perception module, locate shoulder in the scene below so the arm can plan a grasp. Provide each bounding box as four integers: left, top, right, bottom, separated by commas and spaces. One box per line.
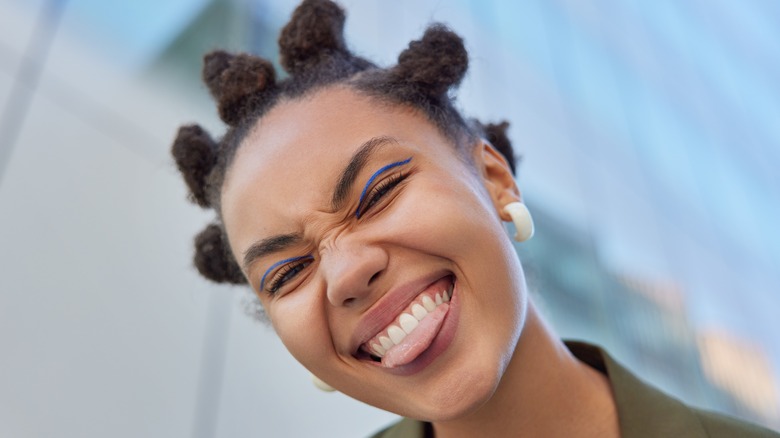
692, 408, 780, 438
368, 410, 780, 438
369, 343, 780, 438
368, 417, 426, 438
567, 341, 780, 438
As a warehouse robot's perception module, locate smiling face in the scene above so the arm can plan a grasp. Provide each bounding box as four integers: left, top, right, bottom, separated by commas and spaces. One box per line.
220, 85, 528, 420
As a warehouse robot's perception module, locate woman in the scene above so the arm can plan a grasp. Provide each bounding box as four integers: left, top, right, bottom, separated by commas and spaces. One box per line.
171, 1, 778, 436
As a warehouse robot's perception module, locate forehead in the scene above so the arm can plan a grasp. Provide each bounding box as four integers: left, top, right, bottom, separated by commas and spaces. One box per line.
220, 86, 459, 247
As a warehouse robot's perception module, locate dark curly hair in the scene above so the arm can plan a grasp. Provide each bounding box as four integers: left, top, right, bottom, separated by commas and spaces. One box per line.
171, 0, 518, 287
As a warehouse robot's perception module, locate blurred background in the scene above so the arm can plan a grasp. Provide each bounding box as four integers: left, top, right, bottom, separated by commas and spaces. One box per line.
1, 0, 778, 436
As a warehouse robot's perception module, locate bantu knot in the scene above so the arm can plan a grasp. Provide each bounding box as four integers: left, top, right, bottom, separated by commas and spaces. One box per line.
194, 224, 247, 285
172, 124, 218, 208
480, 120, 517, 175
392, 24, 468, 98
202, 50, 276, 126
279, 0, 351, 75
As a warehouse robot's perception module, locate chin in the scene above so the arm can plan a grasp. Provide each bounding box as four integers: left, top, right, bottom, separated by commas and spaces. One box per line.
390, 315, 522, 422
397, 359, 505, 423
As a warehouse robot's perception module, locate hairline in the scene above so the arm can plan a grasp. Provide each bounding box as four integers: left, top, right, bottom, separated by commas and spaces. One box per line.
217, 82, 477, 200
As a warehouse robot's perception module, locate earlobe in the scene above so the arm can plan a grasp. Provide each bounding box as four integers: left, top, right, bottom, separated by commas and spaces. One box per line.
475, 140, 521, 221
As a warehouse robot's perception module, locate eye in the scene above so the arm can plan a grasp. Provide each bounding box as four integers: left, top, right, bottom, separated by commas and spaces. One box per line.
262, 256, 314, 294
355, 157, 412, 218
356, 172, 408, 218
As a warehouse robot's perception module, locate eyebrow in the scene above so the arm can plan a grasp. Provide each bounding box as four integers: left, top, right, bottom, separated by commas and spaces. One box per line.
242, 135, 399, 273
242, 233, 301, 273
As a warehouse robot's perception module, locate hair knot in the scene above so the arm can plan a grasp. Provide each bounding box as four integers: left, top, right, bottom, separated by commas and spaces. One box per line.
172, 124, 218, 208
194, 224, 247, 285
279, 0, 352, 75
392, 24, 468, 98
202, 51, 276, 126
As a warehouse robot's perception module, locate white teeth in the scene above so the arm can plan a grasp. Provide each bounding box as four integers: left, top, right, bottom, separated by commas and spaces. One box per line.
371, 343, 385, 356
399, 313, 419, 333
363, 282, 456, 357
388, 325, 406, 344
422, 295, 436, 312
411, 303, 428, 320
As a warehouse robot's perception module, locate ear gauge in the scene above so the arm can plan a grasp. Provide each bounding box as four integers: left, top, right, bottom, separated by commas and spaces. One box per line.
202, 50, 277, 126
391, 24, 469, 99
503, 202, 535, 242
171, 124, 218, 208
194, 224, 247, 285
311, 373, 337, 393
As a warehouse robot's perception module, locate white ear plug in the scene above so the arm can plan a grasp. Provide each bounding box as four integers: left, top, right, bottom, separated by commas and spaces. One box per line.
311, 373, 336, 392
503, 202, 535, 242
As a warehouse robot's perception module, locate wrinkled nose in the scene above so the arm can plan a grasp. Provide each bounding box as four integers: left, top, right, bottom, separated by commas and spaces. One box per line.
320, 237, 387, 308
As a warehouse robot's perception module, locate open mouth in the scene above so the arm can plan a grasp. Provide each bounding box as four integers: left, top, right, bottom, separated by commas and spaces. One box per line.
355, 275, 455, 368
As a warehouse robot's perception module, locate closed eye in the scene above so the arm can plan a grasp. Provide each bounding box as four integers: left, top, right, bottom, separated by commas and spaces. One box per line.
261, 255, 314, 294
356, 172, 408, 217
356, 157, 412, 218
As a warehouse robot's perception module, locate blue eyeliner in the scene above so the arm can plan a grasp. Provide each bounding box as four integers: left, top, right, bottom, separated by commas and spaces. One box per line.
260, 255, 313, 291
356, 157, 412, 217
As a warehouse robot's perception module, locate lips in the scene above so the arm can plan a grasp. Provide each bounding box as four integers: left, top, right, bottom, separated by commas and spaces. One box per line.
354, 275, 454, 368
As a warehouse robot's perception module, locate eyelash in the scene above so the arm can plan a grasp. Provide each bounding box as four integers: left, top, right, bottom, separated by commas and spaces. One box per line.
266, 257, 313, 294
357, 172, 408, 217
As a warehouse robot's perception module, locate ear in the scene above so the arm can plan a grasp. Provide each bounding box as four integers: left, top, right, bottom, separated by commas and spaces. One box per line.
473, 140, 521, 222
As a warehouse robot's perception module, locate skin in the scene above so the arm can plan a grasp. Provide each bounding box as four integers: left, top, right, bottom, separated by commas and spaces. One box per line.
220, 85, 620, 437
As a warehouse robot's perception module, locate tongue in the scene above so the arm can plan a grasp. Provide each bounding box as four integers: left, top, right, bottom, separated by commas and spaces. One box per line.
382, 303, 449, 368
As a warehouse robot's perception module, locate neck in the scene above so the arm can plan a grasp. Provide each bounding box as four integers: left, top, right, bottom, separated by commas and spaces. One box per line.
431, 304, 620, 438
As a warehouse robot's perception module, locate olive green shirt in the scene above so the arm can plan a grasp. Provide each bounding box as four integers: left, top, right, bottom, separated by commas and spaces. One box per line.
371, 342, 779, 437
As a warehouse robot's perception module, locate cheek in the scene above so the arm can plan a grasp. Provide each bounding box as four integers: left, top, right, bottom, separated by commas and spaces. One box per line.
387, 173, 506, 257
269, 289, 332, 371
394, 172, 526, 329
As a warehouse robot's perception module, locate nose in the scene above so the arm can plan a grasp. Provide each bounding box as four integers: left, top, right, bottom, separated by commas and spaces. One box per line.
320, 235, 388, 308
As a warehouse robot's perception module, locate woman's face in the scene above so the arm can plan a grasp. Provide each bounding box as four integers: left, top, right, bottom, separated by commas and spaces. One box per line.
220, 86, 528, 420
